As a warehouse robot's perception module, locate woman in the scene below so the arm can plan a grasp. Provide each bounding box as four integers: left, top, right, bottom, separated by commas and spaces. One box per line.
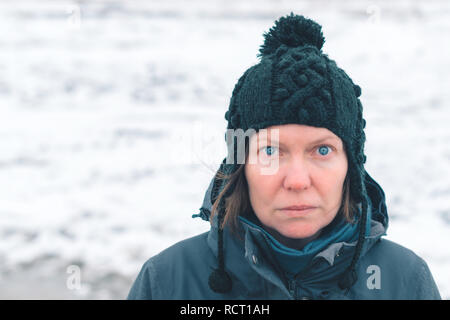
127, 13, 441, 300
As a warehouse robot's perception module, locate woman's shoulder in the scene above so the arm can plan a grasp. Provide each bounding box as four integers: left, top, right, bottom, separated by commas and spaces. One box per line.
364, 237, 433, 276
356, 237, 441, 299
368, 237, 427, 265
127, 231, 213, 299
146, 231, 212, 267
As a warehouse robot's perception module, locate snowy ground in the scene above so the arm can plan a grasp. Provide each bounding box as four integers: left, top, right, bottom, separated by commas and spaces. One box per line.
0, 0, 449, 299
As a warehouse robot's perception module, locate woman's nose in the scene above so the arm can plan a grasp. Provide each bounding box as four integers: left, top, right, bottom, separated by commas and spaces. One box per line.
283, 160, 312, 191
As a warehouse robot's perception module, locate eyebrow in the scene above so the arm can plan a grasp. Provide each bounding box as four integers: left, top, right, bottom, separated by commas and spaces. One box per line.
260, 136, 339, 147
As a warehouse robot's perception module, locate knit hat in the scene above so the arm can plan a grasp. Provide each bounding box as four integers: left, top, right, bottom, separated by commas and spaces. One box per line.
204, 13, 369, 294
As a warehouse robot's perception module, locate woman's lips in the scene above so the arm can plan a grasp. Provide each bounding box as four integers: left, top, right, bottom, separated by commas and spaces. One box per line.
281, 205, 316, 210
278, 207, 316, 217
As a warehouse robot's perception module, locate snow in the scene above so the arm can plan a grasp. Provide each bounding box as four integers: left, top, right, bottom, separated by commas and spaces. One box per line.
0, 0, 449, 299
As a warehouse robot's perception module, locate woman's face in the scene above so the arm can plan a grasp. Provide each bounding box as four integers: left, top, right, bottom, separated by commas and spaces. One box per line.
244, 124, 348, 241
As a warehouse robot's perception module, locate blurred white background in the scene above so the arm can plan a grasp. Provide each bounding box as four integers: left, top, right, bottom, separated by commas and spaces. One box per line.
0, 0, 449, 299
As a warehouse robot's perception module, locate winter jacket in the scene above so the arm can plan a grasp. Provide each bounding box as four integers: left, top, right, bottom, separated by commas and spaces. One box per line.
127, 172, 441, 300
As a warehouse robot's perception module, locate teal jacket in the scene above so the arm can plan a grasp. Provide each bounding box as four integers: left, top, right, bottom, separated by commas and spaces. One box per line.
127, 172, 441, 300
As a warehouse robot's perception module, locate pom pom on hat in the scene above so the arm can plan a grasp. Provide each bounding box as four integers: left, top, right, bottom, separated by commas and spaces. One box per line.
258, 12, 325, 58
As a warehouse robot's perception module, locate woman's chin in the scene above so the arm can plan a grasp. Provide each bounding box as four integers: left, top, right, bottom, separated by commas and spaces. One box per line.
275, 224, 320, 240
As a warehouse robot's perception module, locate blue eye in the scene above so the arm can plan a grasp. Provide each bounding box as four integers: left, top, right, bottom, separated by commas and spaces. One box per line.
263, 146, 278, 156
317, 145, 331, 156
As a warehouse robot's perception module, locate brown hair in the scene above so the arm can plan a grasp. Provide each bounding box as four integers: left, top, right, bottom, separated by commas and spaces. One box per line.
210, 140, 358, 235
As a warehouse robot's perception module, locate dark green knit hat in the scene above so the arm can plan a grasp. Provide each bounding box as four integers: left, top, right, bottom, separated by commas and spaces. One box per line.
208, 12, 369, 294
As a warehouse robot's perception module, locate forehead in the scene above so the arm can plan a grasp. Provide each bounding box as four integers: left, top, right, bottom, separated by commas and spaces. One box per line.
252, 124, 341, 144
